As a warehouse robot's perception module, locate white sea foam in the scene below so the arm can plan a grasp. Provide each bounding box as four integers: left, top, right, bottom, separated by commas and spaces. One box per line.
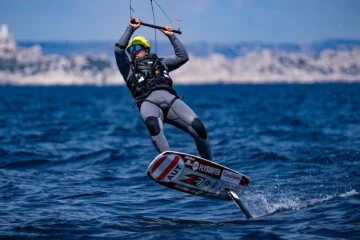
245, 189, 358, 218
339, 189, 358, 197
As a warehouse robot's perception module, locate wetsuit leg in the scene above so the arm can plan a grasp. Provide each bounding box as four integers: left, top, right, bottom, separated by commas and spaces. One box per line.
140, 101, 170, 153
165, 99, 213, 161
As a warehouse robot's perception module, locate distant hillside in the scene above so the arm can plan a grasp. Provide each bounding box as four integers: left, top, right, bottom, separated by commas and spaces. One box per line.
1, 24, 360, 85
18, 39, 360, 59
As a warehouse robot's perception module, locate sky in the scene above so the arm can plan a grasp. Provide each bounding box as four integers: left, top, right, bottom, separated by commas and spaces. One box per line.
0, 0, 360, 43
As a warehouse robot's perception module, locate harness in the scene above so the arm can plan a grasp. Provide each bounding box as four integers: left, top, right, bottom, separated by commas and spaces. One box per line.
127, 53, 179, 108
141, 96, 180, 120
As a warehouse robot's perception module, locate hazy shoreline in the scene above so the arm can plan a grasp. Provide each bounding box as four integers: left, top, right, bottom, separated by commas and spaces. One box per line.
1, 25, 360, 85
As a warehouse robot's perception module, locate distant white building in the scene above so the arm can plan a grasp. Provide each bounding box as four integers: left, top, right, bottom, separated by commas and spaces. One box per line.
0, 24, 9, 38
0, 24, 17, 68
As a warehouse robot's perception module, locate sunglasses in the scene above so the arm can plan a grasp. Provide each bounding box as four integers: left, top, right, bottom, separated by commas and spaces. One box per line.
127, 44, 146, 54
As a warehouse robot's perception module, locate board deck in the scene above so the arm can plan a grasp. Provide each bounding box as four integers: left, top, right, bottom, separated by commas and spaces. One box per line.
147, 151, 250, 200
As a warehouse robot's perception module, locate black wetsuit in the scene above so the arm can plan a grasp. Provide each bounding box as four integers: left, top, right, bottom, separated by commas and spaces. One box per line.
114, 25, 213, 161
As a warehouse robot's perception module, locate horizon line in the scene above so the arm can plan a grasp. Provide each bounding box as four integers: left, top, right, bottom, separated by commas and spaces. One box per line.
15, 38, 360, 45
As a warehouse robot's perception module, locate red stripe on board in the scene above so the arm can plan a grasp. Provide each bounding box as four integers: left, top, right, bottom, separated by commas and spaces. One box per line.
151, 155, 168, 173
156, 156, 180, 181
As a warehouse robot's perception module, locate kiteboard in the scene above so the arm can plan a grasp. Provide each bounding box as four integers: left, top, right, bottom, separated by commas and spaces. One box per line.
146, 151, 253, 218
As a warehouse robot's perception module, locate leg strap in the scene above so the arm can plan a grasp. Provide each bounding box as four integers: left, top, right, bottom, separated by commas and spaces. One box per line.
163, 96, 179, 118
141, 96, 179, 119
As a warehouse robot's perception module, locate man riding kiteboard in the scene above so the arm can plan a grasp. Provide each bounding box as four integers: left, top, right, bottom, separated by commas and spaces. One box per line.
114, 18, 213, 161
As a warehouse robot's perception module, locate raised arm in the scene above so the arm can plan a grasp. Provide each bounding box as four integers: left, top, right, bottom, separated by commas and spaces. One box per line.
114, 19, 141, 81
160, 26, 189, 72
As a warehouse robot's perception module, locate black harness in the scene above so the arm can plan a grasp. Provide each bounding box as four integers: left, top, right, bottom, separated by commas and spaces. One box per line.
127, 53, 179, 108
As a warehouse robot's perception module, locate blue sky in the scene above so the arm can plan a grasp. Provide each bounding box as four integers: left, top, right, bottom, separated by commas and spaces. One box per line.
0, 0, 359, 43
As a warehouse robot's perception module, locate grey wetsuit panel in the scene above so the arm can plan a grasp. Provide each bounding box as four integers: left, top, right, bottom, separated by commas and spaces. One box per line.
140, 90, 213, 161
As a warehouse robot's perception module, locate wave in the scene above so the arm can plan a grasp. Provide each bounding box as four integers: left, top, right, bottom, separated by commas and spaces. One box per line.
249, 151, 289, 162
339, 190, 358, 197
245, 190, 358, 218
0, 148, 131, 169
60, 191, 107, 200
0, 159, 53, 168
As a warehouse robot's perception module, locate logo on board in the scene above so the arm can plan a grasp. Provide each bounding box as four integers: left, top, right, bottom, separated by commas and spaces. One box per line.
220, 169, 242, 185
180, 174, 205, 186
185, 158, 222, 177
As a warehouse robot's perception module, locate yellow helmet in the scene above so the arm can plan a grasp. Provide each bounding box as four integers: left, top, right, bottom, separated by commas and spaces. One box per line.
126, 36, 151, 50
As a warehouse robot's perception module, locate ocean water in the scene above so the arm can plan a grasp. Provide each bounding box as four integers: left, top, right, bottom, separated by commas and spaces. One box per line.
0, 84, 359, 240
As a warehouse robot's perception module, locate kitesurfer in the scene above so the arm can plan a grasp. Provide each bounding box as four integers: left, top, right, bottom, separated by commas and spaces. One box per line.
114, 18, 213, 161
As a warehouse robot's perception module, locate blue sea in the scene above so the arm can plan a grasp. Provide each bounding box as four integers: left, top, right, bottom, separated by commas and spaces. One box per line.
0, 84, 359, 240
